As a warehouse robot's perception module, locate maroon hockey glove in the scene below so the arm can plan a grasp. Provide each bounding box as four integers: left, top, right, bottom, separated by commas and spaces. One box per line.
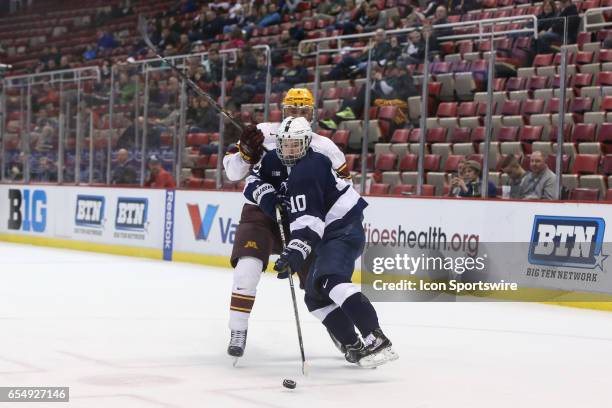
238, 124, 265, 164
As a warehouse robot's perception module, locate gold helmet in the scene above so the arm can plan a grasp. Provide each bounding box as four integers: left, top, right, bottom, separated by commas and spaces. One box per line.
282, 88, 314, 121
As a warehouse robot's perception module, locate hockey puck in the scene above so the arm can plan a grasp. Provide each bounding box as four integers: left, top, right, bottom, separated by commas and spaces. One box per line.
282, 379, 296, 389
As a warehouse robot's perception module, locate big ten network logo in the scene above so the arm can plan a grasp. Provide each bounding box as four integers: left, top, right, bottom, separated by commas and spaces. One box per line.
7, 189, 47, 233
187, 203, 237, 244
74, 195, 105, 234
529, 216, 608, 271
114, 197, 149, 240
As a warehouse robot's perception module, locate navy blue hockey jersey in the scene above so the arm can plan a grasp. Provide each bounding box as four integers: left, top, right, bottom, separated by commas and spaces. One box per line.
244, 148, 367, 258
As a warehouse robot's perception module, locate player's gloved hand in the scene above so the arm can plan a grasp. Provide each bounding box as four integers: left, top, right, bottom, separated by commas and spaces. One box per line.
238, 124, 264, 164
259, 190, 287, 220
274, 239, 310, 279
274, 248, 301, 279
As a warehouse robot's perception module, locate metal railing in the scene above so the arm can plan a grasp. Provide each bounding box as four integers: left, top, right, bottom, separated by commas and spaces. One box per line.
298, 15, 538, 56
583, 6, 612, 31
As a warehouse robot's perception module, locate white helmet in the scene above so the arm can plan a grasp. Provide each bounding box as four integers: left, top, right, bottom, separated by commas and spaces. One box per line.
276, 116, 312, 167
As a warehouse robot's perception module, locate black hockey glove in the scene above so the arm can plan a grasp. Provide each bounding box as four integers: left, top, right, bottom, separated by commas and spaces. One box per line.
274, 239, 310, 279
259, 190, 289, 220
238, 124, 265, 164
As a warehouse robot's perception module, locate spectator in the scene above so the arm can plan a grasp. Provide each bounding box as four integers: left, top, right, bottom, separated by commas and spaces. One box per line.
431, 6, 453, 39
448, 157, 467, 196
187, 97, 220, 132
201, 10, 225, 40
33, 157, 58, 183
404, 5, 425, 27
450, 160, 497, 198
226, 75, 255, 111
158, 28, 179, 51
450, 0, 477, 15
519, 151, 556, 200
321, 63, 417, 128
398, 30, 427, 64
272, 54, 309, 92
145, 154, 176, 188
314, 0, 344, 20
283, 0, 304, 13
537, 0, 579, 53
326, 28, 391, 80
228, 27, 245, 49
6, 152, 25, 181
499, 155, 528, 199
83, 45, 97, 61
332, 0, 357, 34
537, 0, 558, 34
111, 148, 137, 185
97, 30, 118, 50
175, 33, 192, 54
257, 3, 281, 28
360, 4, 388, 33
204, 48, 223, 82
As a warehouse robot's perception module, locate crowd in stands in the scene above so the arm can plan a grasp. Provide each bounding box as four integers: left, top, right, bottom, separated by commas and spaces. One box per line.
0, 0, 611, 201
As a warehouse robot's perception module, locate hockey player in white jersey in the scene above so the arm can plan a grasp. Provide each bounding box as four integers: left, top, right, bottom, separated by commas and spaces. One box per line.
223, 88, 351, 360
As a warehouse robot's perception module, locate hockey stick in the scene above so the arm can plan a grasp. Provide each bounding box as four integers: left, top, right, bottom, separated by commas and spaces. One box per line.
275, 206, 308, 376
137, 14, 245, 132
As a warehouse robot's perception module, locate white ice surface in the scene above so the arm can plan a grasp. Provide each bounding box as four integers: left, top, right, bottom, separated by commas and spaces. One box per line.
1, 243, 612, 408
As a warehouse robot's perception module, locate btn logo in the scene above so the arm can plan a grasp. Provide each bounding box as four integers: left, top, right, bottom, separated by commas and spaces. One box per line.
529, 216, 608, 270
7, 189, 47, 233
115, 198, 148, 230
75, 195, 105, 227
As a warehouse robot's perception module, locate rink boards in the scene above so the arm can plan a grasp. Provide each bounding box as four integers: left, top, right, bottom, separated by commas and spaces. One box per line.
0, 184, 610, 308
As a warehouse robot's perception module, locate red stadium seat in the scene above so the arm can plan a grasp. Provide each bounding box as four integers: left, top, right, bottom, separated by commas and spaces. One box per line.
505, 77, 527, 92
519, 125, 544, 142
378, 106, 398, 122
369, 183, 391, 195
522, 99, 545, 115
399, 154, 418, 171
533, 54, 554, 67
424, 154, 441, 171
569, 188, 600, 200
547, 154, 571, 173
570, 97, 594, 114
332, 130, 350, 151
575, 51, 595, 65
500, 100, 522, 116
436, 102, 458, 117
444, 155, 465, 172
601, 155, 612, 175
457, 102, 478, 117
598, 71, 612, 86
390, 129, 410, 143
471, 127, 486, 143
449, 127, 472, 143
573, 154, 601, 174
426, 128, 447, 143
572, 123, 597, 143
526, 75, 549, 91
392, 184, 416, 195
375, 153, 398, 171
497, 126, 519, 142
344, 154, 358, 171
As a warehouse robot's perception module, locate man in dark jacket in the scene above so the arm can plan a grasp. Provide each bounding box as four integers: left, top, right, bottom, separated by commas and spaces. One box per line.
111, 148, 138, 185
272, 55, 309, 92
326, 29, 391, 80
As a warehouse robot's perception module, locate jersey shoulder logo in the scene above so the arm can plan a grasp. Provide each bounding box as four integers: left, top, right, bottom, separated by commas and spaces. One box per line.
244, 241, 259, 249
